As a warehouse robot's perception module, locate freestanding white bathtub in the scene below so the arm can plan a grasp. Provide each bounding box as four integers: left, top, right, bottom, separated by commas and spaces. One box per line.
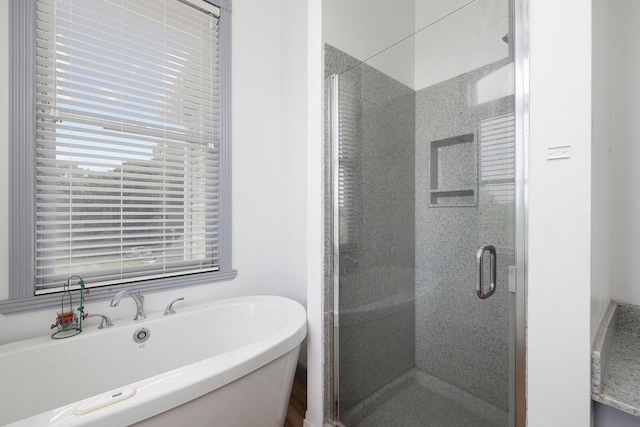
0, 295, 307, 427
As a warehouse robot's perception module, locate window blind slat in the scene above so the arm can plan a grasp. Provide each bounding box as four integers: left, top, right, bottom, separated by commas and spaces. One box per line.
37, 91, 214, 123
35, 70, 221, 112
37, 33, 220, 81
479, 113, 516, 205
34, 46, 219, 98
36, 89, 218, 121
36, 231, 219, 241
35, 174, 214, 189
35, 115, 219, 145
337, 75, 360, 247
50, 64, 219, 99
33, 155, 216, 174
54, 0, 219, 39
35, 164, 219, 182
36, 242, 219, 258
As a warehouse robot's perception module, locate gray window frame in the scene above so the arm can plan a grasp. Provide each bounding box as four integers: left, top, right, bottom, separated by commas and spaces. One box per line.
2, 0, 235, 313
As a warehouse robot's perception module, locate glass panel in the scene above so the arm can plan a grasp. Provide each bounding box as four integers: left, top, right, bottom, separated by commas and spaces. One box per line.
329, 0, 516, 425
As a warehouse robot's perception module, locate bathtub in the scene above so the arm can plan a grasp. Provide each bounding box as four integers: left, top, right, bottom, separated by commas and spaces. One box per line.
0, 295, 307, 427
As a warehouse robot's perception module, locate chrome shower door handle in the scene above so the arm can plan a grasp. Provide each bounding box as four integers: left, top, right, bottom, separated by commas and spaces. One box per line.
476, 245, 497, 299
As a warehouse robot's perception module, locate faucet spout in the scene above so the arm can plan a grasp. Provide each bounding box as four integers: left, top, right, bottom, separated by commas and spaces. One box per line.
110, 290, 146, 320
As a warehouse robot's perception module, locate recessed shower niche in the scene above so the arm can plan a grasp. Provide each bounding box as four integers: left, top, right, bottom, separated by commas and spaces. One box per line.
429, 133, 478, 207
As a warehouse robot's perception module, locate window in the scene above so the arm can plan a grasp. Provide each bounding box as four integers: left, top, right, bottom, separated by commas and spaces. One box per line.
4, 0, 234, 312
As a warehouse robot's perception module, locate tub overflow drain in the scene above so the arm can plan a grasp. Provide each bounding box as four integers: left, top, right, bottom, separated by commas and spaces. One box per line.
133, 327, 150, 343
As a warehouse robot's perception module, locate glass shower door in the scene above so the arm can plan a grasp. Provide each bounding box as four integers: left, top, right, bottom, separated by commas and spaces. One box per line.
328, 1, 520, 426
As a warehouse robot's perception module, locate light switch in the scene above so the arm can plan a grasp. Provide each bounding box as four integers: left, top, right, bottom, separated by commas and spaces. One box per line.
547, 146, 571, 160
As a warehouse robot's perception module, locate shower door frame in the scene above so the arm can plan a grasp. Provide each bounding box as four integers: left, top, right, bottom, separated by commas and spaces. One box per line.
330, 72, 341, 423
328, 0, 530, 425
513, 0, 529, 425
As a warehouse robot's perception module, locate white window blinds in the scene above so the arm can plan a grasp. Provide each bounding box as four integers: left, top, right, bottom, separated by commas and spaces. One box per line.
34, 0, 221, 293
479, 113, 515, 205
337, 74, 360, 248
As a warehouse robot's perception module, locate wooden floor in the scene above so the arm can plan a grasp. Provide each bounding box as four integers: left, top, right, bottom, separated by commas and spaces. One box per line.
284, 370, 307, 427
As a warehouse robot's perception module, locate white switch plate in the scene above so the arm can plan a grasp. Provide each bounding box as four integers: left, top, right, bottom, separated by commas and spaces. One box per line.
547, 145, 571, 160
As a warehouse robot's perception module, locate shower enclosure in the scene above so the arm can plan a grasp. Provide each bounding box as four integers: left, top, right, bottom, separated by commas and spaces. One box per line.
324, 0, 527, 425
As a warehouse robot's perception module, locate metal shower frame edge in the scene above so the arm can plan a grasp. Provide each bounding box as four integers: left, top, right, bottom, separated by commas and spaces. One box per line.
330, 73, 342, 425
514, 0, 530, 424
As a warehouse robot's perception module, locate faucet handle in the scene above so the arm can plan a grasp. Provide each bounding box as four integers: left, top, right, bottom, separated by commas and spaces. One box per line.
164, 297, 184, 315
87, 313, 113, 329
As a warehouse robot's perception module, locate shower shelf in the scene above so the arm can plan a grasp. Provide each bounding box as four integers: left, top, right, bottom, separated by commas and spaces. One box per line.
429, 133, 478, 207
429, 189, 475, 205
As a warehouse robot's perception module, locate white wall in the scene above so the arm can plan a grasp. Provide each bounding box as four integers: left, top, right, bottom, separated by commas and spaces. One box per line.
415, 0, 469, 30
413, 0, 509, 90
322, 0, 416, 87
281, 0, 313, 373
591, 0, 612, 343
611, 0, 640, 306
282, 0, 309, 316
304, 1, 324, 425
322, 0, 415, 64
527, 0, 592, 425
0, 0, 310, 346
322, 0, 508, 91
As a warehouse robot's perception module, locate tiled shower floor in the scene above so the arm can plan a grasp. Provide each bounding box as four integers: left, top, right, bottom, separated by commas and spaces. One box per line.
341, 368, 508, 427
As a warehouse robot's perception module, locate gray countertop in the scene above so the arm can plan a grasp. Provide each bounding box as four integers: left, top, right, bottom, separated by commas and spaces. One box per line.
592, 302, 640, 417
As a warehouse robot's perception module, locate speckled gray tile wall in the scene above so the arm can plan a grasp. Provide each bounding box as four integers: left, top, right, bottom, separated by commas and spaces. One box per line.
323, 44, 416, 416
415, 58, 514, 412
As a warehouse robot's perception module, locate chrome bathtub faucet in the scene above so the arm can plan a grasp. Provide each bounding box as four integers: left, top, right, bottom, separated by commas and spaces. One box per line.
164, 297, 184, 316
110, 290, 146, 320
87, 313, 113, 329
